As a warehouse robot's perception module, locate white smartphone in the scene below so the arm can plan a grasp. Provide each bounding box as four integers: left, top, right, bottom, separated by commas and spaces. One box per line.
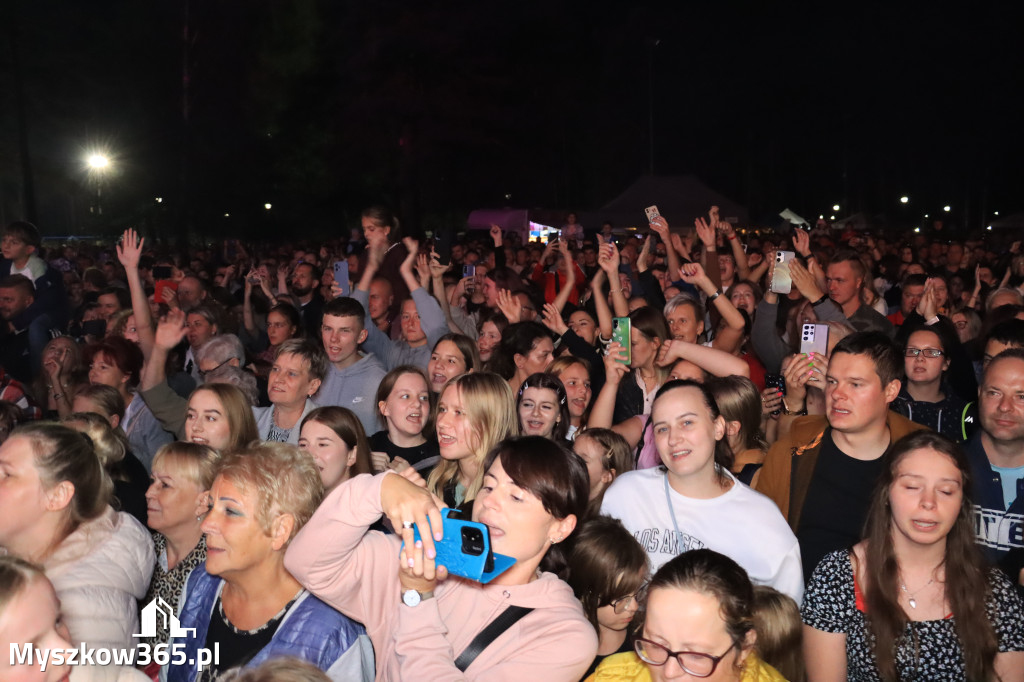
770, 251, 795, 295
800, 323, 830, 357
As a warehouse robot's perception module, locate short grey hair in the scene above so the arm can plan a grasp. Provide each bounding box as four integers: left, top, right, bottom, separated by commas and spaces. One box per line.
196, 334, 245, 367
275, 338, 329, 383
985, 287, 1024, 312
205, 365, 259, 406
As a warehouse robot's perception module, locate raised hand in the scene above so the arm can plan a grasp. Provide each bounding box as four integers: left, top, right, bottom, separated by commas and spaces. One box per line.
496, 288, 523, 323
761, 387, 783, 420
490, 224, 503, 246
414, 253, 432, 289
155, 309, 188, 351
598, 241, 621, 275
602, 341, 630, 382
399, 238, 420, 278
678, 262, 709, 286
116, 229, 144, 271
917, 278, 940, 319
670, 232, 690, 260
694, 217, 716, 248
541, 302, 568, 336
792, 228, 811, 257
649, 215, 670, 237
790, 261, 825, 302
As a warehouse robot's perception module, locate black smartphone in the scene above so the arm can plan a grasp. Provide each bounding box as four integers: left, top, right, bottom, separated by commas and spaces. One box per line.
764, 374, 785, 417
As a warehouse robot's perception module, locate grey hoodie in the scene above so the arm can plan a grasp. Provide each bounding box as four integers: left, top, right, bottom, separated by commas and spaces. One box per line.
315, 352, 387, 434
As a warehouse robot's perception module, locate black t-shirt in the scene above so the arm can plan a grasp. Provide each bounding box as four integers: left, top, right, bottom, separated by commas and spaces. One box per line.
369, 431, 440, 472
796, 429, 887, 580
200, 595, 289, 681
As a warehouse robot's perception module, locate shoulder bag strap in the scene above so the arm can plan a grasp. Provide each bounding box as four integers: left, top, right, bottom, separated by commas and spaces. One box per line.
454, 605, 534, 672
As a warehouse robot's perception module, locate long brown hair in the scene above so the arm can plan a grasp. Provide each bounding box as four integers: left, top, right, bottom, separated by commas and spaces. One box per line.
862, 431, 996, 681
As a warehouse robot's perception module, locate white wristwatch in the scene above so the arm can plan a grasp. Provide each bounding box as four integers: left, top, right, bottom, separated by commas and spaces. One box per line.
402, 589, 434, 607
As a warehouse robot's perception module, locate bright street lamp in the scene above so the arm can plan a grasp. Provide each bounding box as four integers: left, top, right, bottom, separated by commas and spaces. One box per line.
943, 205, 951, 212
899, 196, 909, 204
264, 203, 272, 210
832, 204, 840, 212
87, 154, 110, 169
84, 151, 113, 215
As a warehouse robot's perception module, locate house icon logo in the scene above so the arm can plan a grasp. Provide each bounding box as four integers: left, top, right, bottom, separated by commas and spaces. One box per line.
134, 597, 196, 638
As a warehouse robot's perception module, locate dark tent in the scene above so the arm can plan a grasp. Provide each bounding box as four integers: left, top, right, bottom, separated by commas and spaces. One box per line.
580, 175, 749, 231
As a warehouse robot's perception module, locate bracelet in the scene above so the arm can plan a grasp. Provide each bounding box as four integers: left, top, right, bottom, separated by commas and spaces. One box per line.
811, 294, 829, 307
781, 401, 807, 416
706, 290, 722, 303
728, 235, 737, 241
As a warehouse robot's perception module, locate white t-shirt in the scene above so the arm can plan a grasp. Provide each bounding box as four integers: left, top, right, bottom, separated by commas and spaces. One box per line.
600, 467, 804, 603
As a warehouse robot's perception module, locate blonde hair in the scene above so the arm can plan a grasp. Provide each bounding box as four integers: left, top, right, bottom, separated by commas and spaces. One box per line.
751, 585, 805, 682
12, 423, 112, 541
215, 442, 322, 544
0, 555, 46, 613
152, 441, 220, 490
426, 373, 516, 503
61, 412, 127, 469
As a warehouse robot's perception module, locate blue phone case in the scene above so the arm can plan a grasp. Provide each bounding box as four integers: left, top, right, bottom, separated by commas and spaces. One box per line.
405, 509, 516, 583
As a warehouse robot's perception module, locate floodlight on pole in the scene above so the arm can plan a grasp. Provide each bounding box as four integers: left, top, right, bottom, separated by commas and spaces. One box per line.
832, 204, 840, 212
87, 154, 110, 169
899, 196, 909, 204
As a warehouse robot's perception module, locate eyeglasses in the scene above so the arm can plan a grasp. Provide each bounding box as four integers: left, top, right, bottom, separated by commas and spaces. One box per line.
198, 358, 232, 378
608, 584, 647, 614
904, 348, 944, 358
635, 639, 735, 678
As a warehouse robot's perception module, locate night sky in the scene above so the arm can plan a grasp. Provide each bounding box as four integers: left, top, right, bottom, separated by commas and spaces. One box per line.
1, 1, 1020, 241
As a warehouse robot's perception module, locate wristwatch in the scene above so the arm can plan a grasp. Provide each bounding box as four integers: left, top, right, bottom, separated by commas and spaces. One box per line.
402, 589, 434, 607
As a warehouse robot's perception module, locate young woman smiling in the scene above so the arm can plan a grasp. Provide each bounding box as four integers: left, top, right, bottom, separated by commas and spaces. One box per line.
427, 333, 480, 395
517, 373, 570, 441
426, 372, 517, 511
600, 380, 803, 603
298, 406, 372, 493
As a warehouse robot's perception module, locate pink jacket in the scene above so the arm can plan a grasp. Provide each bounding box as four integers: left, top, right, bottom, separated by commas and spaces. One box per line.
285, 473, 597, 682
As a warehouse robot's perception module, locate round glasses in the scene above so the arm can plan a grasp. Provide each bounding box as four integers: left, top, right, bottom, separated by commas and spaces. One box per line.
904, 347, 944, 358
635, 638, 735, 677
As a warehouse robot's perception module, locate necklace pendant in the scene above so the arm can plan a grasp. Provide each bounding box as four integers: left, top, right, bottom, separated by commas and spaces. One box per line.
908, 597, 917, 609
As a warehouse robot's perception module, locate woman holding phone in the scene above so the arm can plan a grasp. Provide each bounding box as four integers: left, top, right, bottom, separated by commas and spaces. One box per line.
285, 436, 597, 681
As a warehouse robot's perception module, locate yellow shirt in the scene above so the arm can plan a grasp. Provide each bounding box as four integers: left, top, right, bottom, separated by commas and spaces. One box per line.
586, 651, 789, 682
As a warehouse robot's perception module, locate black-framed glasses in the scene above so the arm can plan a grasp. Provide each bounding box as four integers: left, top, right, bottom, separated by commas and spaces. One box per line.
608, 584, 647, 614
904, 348, 944, 358
634, 639, 735, 678
198, 358, 231, 378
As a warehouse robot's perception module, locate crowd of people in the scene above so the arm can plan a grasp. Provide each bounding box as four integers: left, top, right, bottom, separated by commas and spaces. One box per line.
0, 206, 1023, 681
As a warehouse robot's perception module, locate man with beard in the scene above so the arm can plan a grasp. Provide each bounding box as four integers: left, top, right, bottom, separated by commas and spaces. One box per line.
290, 262, 324, 338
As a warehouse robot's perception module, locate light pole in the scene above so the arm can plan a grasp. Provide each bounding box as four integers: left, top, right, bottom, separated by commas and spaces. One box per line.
85, 152, 111, 215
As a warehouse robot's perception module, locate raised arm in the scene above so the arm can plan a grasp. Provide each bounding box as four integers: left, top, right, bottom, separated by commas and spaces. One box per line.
720, 221, 750, 281
649, 216, 681, 278
678, 263, 745, 353
696, 213, 722, 289
116, 229, 156, 356
551, 239, 577, 313
598, 241, 629, 317
590, 269, 613, 341
656, 339, 750, 378
140, 309, 187, 393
